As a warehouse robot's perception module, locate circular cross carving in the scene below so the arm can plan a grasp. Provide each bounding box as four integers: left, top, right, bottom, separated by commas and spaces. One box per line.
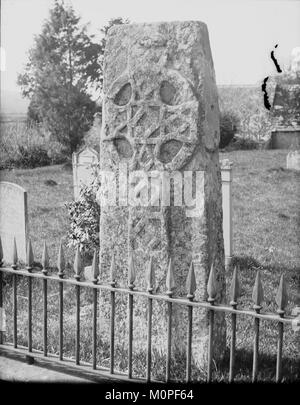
105, 69, 199, 171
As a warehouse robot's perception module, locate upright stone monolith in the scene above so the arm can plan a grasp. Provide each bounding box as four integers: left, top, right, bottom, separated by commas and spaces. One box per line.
99, 21, 226, 370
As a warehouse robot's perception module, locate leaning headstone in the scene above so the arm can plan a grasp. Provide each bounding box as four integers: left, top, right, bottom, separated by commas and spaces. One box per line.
99, 21, 226, 367
72, 147, 99, 199
0, 182, 28, 263
287, 150, 300, 170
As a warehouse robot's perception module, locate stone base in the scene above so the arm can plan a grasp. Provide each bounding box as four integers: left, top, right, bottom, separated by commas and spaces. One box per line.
98, 298, 226, 376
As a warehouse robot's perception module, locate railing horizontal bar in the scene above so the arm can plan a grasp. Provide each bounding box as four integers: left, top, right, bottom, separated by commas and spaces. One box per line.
2, 342, 109, 369
0, 344, 147, 383
0, 267, 296, 324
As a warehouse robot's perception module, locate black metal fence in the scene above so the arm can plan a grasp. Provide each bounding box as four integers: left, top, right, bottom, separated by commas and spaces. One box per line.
0, 237, 298, 382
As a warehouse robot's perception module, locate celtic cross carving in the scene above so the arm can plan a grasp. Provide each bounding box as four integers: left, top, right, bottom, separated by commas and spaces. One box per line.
104, 68, 199, 171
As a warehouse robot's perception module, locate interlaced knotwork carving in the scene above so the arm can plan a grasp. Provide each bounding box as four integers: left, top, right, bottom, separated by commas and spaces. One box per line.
104, 69, 199, 171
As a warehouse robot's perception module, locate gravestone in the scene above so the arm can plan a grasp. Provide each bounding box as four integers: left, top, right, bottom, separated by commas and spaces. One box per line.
287, 150, 300, 171
99, 21, 226, 366
271, 48, 300, 149
271, 128, 300, 149
72, 147, 99, 199
0, 182, 28, 263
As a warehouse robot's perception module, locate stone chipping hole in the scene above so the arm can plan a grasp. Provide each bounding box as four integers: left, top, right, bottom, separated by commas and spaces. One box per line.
114, 82, 132, 106
160, 81, 177, 105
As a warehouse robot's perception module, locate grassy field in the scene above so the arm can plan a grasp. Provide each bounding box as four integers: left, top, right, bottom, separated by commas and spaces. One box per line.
0, 149, 299, 381
0, 121, 65, 169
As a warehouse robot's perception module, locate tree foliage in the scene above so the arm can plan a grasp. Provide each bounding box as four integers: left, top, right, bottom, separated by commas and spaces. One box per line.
219, 110, 239, 149
66, 163, 100, 256
18, 0, 102, 154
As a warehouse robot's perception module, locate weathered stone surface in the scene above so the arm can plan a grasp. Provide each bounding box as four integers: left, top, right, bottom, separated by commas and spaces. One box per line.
99, 21, 226, 368
287, 150, 300, 171
0, 182, 28, 263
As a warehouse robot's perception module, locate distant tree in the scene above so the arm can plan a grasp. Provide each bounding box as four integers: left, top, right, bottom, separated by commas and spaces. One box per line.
219, 110, 239, 149
18, 0, 102, 155
27, 96, 43, 124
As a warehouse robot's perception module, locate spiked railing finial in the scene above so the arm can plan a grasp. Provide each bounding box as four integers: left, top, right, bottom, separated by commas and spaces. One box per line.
230, 266, 241, 307
128, 250, 136, 289
275, 274, 288, 316
166, 258, 175, 297
91, 250, 99, 284
26, 239, 34, 272
74, 245, 82, 281
186, 261, 197, 300
207, 263, 218, 304
146, 255, 155, 293
41, 241, 49, 275
0, 236, 3, 266
12, 237, 18, 269
252, 270, 264, 312
57, 240, 65, 278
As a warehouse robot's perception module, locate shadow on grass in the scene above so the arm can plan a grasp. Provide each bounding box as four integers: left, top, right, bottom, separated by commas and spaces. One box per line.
131, 346, 300, 382
215, 347, 300, 382
229, 255, 299, 275
228, 255, 300, 303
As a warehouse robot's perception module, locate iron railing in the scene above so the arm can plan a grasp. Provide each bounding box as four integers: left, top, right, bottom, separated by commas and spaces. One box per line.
0, 237, 298, 383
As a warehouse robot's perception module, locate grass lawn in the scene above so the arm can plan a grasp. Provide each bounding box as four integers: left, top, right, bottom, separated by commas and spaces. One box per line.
0, 164, 74, 266
0, 149, 299, 381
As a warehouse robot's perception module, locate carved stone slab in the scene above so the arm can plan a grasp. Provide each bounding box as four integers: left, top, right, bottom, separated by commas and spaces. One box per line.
100, 21, 226, 365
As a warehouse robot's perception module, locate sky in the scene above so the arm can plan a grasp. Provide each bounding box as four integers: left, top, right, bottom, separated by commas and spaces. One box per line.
1, 0, 300, 111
